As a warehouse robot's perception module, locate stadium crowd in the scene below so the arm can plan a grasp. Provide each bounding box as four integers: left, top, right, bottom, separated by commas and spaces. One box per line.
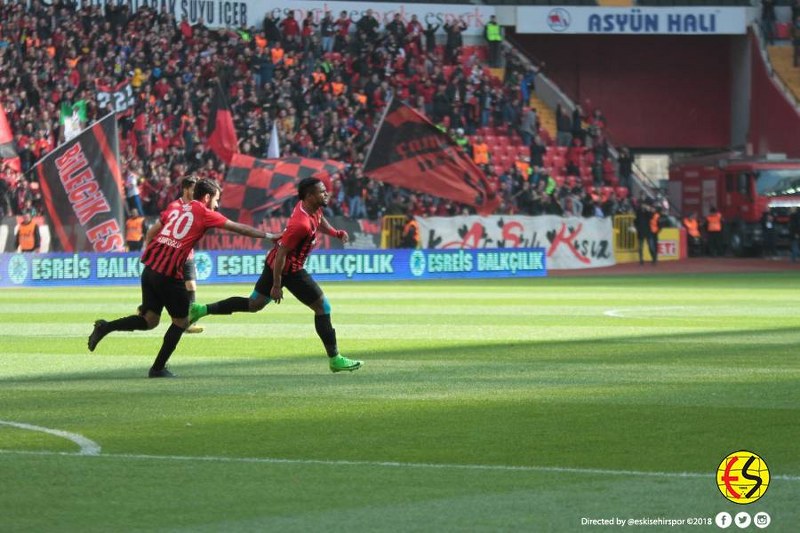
0, 0, 633, 224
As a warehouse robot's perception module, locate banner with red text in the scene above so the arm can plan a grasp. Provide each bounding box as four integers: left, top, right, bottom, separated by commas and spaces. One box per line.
417, 215, 614, 269
34, 113, 125, 253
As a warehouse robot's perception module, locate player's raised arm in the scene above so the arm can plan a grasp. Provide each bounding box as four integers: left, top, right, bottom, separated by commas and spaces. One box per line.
319, 215, 349, 244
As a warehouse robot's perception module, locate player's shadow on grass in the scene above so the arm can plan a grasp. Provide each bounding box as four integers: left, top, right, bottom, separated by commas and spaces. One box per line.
2, 326, 798, 383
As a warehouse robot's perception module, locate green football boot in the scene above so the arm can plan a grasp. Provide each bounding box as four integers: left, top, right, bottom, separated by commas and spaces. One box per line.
329, 354, 363, 373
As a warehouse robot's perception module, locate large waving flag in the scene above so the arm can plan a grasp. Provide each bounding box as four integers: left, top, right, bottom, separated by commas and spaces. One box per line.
206, 80, 239, 164
363, 98, 498, 215
0, 103, 21, 175
34, 113, 125, 252
221, 155, 344, 225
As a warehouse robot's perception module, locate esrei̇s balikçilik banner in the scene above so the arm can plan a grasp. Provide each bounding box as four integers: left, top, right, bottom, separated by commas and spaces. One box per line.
35, 112, 126, 252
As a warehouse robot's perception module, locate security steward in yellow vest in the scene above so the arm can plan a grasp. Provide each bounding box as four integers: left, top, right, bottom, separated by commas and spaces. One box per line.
683, 212, 702, 256
472, 136, 490, 166
125, 209, 146, 251
401, 215, 420, 249
485, 15, 502, 68
16, 212, 41, 253
705, 207, 723, 257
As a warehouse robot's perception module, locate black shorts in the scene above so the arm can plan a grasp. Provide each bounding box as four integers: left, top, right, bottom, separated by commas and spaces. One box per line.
183, 257, 197, 281
254, 267, 323, 306
140, 267, 190, 318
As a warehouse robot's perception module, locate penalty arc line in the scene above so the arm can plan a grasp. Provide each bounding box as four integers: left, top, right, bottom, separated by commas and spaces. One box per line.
0, 420, 101, 456
2, 421, 798, 482
0, 449, 799, 482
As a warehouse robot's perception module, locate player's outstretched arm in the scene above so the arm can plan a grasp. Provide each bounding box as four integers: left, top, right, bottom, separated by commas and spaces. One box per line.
222, 220, 283, 240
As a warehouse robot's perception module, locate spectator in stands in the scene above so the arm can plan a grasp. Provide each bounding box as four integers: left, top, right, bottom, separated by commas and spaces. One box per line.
762, 0, 776, 45
761, 211, 777, 258
634, 201, 652, 266
555, 105, 572, 147
519, 106, 537, 147
792, 16, 800, 66
356, 9, 380, 42
444, 20, 467, 66
424, 22, 440, 55
617, 146, 633, 190
320, 11, 335, 54
789, 207, 800, 262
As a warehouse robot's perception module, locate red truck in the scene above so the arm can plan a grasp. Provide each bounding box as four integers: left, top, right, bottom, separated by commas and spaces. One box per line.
668, 153, 800, 255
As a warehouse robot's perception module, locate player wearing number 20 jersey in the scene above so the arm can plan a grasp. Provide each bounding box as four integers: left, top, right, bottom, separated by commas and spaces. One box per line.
88, 179, 282, 378
141, 198, 227, 279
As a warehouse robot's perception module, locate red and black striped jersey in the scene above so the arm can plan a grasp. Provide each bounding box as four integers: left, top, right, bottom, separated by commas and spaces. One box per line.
267, 201, 320, 274
141, 200, 227, 279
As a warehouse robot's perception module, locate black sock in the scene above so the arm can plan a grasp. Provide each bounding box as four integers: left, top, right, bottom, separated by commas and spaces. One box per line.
314, 313, 338, 357
187, 290, 196, 303
151, 324, 184, 371
207, 297, 251, 315
107, 315, 148, 332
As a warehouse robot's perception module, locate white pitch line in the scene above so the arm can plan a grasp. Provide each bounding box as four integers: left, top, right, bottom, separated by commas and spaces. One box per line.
0, 448, 798, 482
0, 420, 101, 456
604, 306, 689, 319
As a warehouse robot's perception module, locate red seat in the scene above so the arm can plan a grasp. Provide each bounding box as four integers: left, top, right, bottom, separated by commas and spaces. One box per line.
554, 175, 565, 187
615, 186, 629, 199
566, 175, 577, 188
601, 186, 614, 200
579, 165, 592, 178
556, 146, 568, 157
776, 22, 791, 40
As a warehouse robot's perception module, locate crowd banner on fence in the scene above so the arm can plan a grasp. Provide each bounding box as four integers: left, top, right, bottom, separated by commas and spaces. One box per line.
0, 247, 546, 287
417, 215, 614, 269
516, 6, 747, 35
69, 1, 496, 34
34, 113, 126, 253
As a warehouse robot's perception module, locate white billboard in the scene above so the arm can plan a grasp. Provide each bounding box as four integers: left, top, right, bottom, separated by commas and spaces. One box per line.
516, 6, 747, 35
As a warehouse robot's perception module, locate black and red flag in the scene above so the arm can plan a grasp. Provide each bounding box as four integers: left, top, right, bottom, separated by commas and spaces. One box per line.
221, 154, 344, 225
206, 80, 239, 165
363, 98, 499, 215
34, 113, 126, 252
0, 103, 21, 176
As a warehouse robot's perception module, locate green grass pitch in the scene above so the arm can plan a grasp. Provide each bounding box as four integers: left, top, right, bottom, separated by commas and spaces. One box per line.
1, 273, 799, 531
